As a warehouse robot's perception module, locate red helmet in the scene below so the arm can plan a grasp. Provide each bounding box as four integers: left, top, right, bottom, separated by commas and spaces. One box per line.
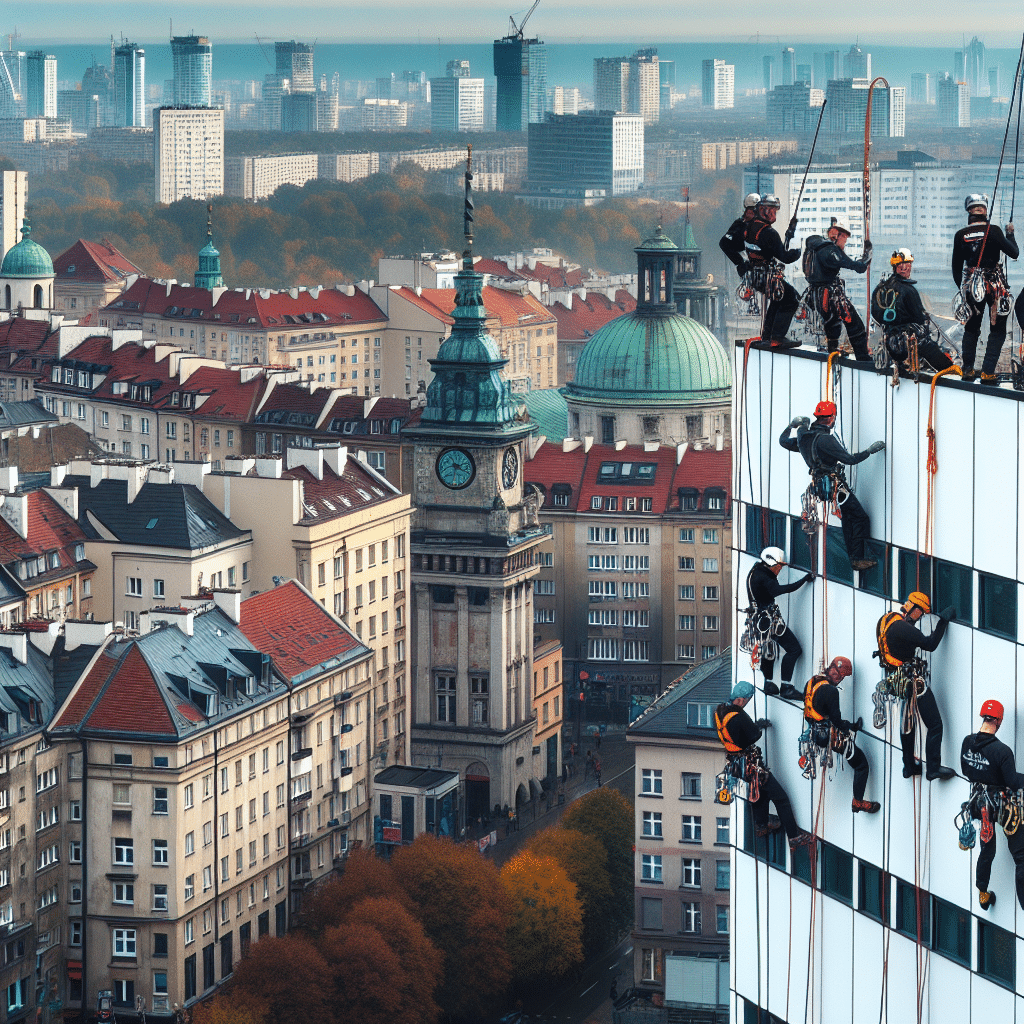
827, 656, 853, 681
980, 699, 1004, 722
814, 400, 837, 419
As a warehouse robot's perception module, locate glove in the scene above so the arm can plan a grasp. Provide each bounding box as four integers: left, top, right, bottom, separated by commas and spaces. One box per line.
863, 239, 873, 253
736, 260, 751, 278
939, 605, 956, 622
790, 415, 809, 428
1007, 223, 1015, 236
867, 440, 886, 455
784, 219, 797, 245
754, 719, 772, 730
853, 716, 864, 733
802, 572, 814, 585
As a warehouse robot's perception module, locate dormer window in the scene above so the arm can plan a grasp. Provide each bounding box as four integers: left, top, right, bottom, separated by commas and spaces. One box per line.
64, 368, 73, 385
51, 367, 60, 383
171, 393, 180, 406
130, 385, 139, 400
183, 394, 193, 409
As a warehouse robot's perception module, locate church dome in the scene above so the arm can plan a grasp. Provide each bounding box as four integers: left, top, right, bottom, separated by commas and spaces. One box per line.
1, 222, 54, 279
570, 312, 732, 405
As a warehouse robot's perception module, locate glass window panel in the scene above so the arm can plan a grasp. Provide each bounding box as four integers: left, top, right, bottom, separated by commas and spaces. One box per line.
979, 573, 1016, 641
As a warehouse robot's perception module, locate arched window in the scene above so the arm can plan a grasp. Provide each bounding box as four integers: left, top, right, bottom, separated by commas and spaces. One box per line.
33, 284, 43, 308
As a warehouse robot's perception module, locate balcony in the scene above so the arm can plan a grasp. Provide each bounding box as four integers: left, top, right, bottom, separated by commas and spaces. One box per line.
290, 747, 313, 762
334, 690, 354, 706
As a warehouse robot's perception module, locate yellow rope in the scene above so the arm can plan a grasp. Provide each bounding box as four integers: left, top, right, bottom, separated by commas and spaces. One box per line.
924, 366, 963, 554
825, 351, 841, 402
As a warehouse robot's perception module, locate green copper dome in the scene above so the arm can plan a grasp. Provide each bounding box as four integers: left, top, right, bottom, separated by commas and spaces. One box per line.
635, 225, 679, 252
570, 312, 732, 404
1, 222, 54, 279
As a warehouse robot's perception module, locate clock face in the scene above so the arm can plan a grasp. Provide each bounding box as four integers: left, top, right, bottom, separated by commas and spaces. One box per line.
436, 447, 476, 489
502, 446, 519, 489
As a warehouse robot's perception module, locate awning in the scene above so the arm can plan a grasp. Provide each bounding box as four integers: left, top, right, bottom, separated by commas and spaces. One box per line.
66, 961, 82, 980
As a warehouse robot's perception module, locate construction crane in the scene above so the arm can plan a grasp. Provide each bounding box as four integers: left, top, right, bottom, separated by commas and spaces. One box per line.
5, 28, 21, 51
507, 0, 540, 40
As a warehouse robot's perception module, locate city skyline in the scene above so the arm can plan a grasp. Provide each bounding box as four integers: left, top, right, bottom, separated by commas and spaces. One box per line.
7, 3, 1024, 45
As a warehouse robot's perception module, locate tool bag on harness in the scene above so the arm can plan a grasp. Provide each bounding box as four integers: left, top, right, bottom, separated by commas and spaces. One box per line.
798, 430, 849, 508
802, 235, 831, 280
739, 574, 786, 666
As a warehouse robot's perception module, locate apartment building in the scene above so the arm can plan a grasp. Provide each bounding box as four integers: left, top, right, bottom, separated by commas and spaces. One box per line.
51, 240, 143, 321
626, 652, 731, 1003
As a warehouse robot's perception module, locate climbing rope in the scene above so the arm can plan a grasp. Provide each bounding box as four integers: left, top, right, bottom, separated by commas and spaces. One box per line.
923, 366, 963, 556
862, 77, 890, 339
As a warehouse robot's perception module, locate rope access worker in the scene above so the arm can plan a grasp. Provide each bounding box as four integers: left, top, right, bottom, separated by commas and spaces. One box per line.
951, 193, 1018, 384
803, 656, 880, 814
714, 681, 814, 846
876, 591, 956, 781
803, 216, 873, 361
720, 192, 761, 276
744, 546, 813, 699
961, 700, 1024, 912
778, 402, 885, 571
871, 248, 953, 374
744, 194, 802, 350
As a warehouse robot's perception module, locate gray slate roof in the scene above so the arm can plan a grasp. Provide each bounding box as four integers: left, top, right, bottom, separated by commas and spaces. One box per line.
628, 648, 733, 739
374, 765, 461, 790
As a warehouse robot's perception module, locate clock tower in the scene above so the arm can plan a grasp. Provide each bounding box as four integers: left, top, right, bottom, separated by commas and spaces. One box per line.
406, 150, 549, 823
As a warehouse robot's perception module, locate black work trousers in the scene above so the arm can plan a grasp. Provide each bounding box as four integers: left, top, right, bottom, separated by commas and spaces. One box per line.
847, 744, 870, 802
900, 688, 943, 773
760, 626, 802, 684
761, 281, 800, 342
962, 300, 1009, 375
838, 490, 870, 562
816, 288, 870, 360
752, 771, 801, 841
976, 824, 1024, 910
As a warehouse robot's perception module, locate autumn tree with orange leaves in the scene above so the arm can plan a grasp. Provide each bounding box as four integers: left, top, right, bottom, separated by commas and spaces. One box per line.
501, 850, 583, 986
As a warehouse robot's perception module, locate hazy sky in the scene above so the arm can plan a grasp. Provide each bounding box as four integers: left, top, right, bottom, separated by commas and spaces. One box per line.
7, 2, 1024, 45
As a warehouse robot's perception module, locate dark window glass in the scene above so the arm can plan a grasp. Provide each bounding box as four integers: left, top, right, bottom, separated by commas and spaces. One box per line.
791, 841, 816, 885
745, 506, 787, 557
153, 933, 168, 958
202, 942, 215, 990
979, 920, 1015, 989
743, 806, 786, 868
469, 587, 488, 606
258, 911, 270, 937
601, 417, 615, 444
935, 560, 973, 625
824, 526, 853, 585
856, 540, 890, 598
858, 863, 885, 922
221, 932, 233, 978
743, 997, 786, 1024
932, 896, 970, 966
432, 585, 456, 604
820, 842, 853, 904
184, 954, 196, 1000
895, 879, 930, 945
979, 573, 1017, 640
789, 518, 814, 572
898, 550, 932, 603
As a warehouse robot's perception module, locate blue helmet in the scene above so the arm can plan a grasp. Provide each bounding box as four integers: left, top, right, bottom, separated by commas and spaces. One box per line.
731, 681, 755, 701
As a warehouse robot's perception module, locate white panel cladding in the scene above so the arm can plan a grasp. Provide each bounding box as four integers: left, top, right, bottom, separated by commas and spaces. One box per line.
974, 394, 1018, 578
972, 974, 1015, 1018
851, 914, 886, 1023
930, 385, 978, 566
816, 900, 854, 1022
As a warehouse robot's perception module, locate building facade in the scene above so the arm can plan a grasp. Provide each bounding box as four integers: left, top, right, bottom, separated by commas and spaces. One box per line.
113, 43, 145, 128
25, 52, 56, 120
493, 37, 546, 132
171, 36, 213, 108
154, 107, 224, 204
701, 60, 734, 110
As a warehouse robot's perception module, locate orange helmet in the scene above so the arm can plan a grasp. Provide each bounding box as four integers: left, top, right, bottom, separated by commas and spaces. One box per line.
902, 591, 931, 616
827, 656, 853, 681
814, 400, 837, 419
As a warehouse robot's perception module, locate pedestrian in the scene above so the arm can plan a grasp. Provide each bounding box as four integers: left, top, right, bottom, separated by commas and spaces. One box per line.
595, 760, 602, 787
952, 193, 1018, 383
585, 750, 593, 779
595, 729, 601, 751
743, 194, 803, 350
803, 216, 873, 360
778, 401, 885, 571
871, 248, 953, 374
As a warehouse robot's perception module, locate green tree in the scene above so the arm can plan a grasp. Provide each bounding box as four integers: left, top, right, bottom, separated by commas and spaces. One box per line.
560, 787, 634, 934
501, 851, 583, 986
392, 834, 511, 1021
529, 826, 616, 954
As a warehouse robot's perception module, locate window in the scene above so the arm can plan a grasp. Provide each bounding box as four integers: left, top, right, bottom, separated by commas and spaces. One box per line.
932, 896, 970, 966
687, 702, 714, 727
979, 919, 1015, 989
820, 843, 853, 904
534, 579, 555, 595
716, 817, 730, 844
980, 572, 1017, 640
716, 860, 730, 889
470, 676, 488, 726
716, 905, 729, 934
895, 879, 930, 944
641, 948, 663, 984
641, 769, 662, 795
858, 862, 886, 922
185, 875, 195, 900
114, 838, 134, 865
681, 815, 702, 842
703, 528, 719, 543
681, 859, 701, 887
681, 773, 701, 799
113, 928, 137, 957
703, 586, 719, 601
185, 832, 194, 856
153, 839, 168, 865
641, 897, 662, 930
153, 787, 168, 814
588, 638, 618, 660
127, 577, 143, 597
702, 645, 719, 660
641, 854, 662, 882
534, 608, 555, 623
642, 810, 662, 837
678, 556, 695, 571
682, 902, 702, 933
113, 882, 134, 905
435, 674, 456, 722
184, 784, 193, 809
678, 585, 695, 600
69, 840, 81, 863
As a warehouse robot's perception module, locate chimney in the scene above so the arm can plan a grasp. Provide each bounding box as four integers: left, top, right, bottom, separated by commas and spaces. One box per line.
212, 589, 241, 624
64, 619, 113, 651
0, 492, 28, 539
223, 457, 255, 476
141, 606, 195, 637
0, 466, 18, 492
44, 485, 78, 520
28, 621, 61, 656
286, 446, 324, 481
715, 432, 724, 451
255, 458, 282, 479
0, 632, 27, 664
320, 445, 346, 477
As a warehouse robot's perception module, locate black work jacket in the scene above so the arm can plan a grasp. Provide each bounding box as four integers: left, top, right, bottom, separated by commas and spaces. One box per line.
961, 732, 1024, 790
952, 221, 1019, 286
871, 273, 927, 328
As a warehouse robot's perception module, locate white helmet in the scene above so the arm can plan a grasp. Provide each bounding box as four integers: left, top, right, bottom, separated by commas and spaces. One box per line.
829, 216, 852, 237
760, 546, 786, 567
965, 193, 989, 215
758, 194, 781, 210
890, 247, 914, 267
744, 192, 761, 209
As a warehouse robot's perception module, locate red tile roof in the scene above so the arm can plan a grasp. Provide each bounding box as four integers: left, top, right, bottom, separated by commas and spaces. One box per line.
102, 278, 387, 330
53, 239, 144, 283
396, 286, 555, 329
0, 490, 88, 572
548, 291, 637, 341
239, 581, 366, 682
284, 458, 396, 522
183, 366, 268, 421
474, 258, 525, 279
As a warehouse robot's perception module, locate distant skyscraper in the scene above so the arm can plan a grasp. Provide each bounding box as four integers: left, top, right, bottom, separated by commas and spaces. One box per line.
812, 50, 841, 89
154, 106, 224, 203
843, 45, 870, 80
702, 60, 734, 110
910, 73, 934, 104
796, 64, 811, 86
594, 57, 629, 112
113, 43, 146, 127
989, 66, 1000, 99
446, 60, 471, 79
781, 48, 796, 86
275, 41, 314, 93
826, 78, 902, 136
658, 60, 675, 111
766, 83, 819, 132
593, 50, 659, 123
171, 35, 213, 107
888, 86, 906, 136
0, 50, 25, 115
763, 56, 775, 92
552, 86, 580, 115
280, 92, 317, 132
493, 35, 546, 131
430, 61, 485, 132
25, 52, 56, 119
937, 74, 970, 127
957, 37, 986, 96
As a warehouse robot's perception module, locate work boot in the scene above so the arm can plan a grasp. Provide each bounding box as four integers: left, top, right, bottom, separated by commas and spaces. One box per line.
979, 373, 1000, 386
762, 681, 780, 696
978, 890, 997, 912
779, 683, 802, 701
850, 557, 878, 571
852, 798, 881, 814
769, 337, 801, 350
789, 830, 816, 847
755, 816, 782, 838
903, 761, 923, 779
962, 368, 977, 382
926, 766, 956, 781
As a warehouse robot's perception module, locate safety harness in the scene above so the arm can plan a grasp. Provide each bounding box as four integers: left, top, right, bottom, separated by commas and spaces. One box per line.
800, 430, 850, 511
955, 784, 1024, 850
871, 612, 929, 730
743, 219, 786, 305
714, 707, 768, 805
738, 572, 786, 670
955, 263, 1013, 325
798, 676, 857, 781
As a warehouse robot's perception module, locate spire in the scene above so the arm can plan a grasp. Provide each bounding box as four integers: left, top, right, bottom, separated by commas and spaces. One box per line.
634, 225, 680, 314
194, 203, 223, 290
420, 145, 519, 429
